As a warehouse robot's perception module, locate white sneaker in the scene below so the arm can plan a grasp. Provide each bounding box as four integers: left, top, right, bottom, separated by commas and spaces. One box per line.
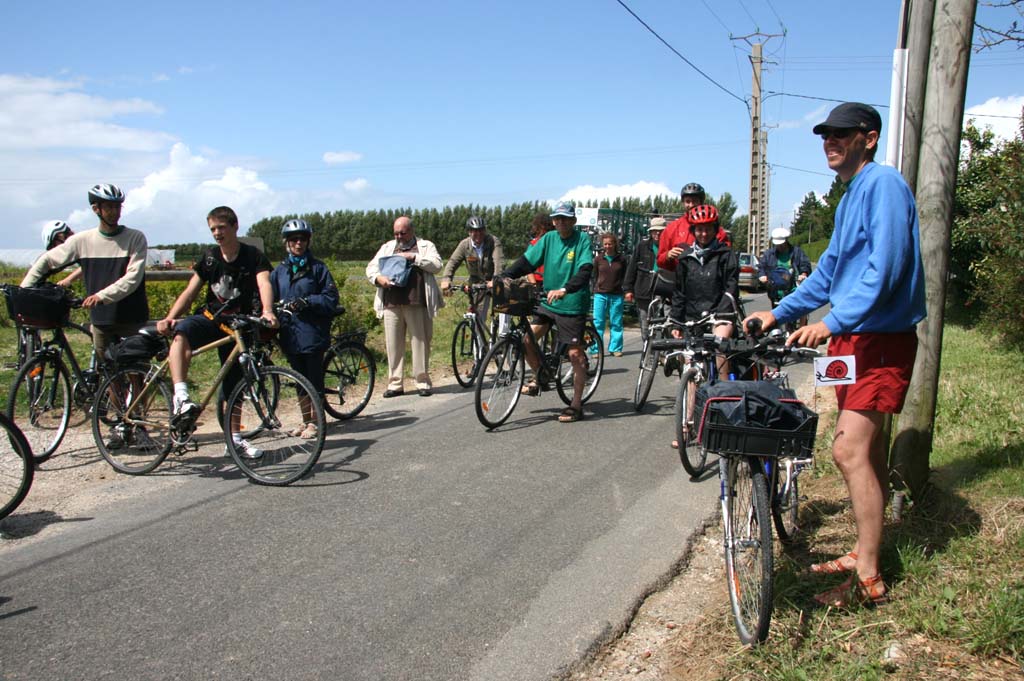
234, 438, 263, 460
174, 399, 199, 418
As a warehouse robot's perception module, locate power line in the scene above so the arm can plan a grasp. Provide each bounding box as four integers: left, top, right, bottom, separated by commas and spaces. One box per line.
735, 0, 759, 28
770, 163, 835, 178
0, 140, 749, 187
699, 0, 732, 34
764, 0, 786, 30
613, 0, 748, 105
764, 90, 891, 109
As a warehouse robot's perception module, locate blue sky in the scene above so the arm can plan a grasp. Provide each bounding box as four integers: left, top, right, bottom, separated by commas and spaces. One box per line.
2, 0, 1021, 250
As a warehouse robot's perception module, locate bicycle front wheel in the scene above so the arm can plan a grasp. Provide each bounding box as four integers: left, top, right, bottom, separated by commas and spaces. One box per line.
675, 368, 706, 477
225, 366, 324, 486
323, 342, 375, 420
474, 337, 524, 429
556, 323, 603, 405
92, 367, 174, 475
0, 413, 33, 520
633, 330, 661, 411
450, 319, 481, 388
724, 456, 774, 646
7, 354, 72, 463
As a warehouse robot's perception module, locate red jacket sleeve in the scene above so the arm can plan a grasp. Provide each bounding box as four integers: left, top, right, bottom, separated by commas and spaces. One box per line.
657, 217, 692, 271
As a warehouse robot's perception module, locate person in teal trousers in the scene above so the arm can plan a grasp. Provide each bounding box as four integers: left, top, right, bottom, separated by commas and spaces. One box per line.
590, 232, 627, 356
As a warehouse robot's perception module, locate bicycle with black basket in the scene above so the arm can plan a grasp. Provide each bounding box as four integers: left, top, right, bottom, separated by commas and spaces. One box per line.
91, 304, 325, 486
2, 283, 113, 463
450, 283, 501, 388
473, 278, 603, 429
692, 324, 819, 645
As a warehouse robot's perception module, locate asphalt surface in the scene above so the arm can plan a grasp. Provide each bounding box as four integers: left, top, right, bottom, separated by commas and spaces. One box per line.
0, 290, 814, 681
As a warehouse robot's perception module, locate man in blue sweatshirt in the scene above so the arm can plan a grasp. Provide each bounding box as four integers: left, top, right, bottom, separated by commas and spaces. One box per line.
744, 102, 926, 608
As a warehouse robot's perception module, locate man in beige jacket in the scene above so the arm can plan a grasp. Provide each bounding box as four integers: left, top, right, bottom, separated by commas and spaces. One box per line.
366, 216, 444, 397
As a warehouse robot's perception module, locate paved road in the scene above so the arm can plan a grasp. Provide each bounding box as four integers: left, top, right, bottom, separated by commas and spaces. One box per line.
0, 291, 813, 681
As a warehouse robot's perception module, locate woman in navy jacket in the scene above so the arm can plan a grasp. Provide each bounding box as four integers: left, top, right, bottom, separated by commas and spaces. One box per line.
271, 219, 340, 439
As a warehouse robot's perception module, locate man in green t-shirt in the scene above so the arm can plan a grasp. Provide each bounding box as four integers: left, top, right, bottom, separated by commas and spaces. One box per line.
498, 201, 594, 422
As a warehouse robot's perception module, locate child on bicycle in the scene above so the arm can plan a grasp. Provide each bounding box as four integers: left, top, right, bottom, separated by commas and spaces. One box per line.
270, 219, 339, 440
155, 206, 277, 459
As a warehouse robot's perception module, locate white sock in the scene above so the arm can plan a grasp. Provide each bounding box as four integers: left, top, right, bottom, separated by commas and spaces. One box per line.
174, 382, 189, 403
232, 433, 243, 445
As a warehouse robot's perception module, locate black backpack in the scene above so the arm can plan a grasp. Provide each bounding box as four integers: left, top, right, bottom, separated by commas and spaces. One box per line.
104, 333, 169, 367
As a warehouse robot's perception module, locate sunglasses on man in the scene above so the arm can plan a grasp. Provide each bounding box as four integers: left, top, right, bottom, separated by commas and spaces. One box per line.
819, 128, 864, 141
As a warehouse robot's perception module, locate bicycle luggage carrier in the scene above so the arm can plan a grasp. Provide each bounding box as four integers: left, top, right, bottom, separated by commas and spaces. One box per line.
697, 395, 818, 459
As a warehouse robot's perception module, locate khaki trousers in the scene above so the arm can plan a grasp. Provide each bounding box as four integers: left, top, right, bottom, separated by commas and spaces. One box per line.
383, 305, 433, 390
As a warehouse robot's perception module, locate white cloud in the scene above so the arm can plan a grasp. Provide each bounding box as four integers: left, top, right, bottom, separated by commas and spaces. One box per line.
343, 177, 369, 193
965, 95, 1023, 141
66, 143, 280, 245
775, 104, 828, 131
323, 150, 363, 165
0, 74, 175, 152
556, 181, 674, 206
153, 73, 170, 83
177, 66, 194, 75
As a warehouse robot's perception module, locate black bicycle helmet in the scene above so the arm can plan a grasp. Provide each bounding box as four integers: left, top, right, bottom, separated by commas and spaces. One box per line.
466, 215, 485, 231
680, 182, 706, 201
88, 183, 126, 205
281, 219, 313, 238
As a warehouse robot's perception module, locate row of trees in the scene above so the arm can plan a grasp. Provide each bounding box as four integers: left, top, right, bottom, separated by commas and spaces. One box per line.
788, 177, 846, 246
239, 192, 746, 262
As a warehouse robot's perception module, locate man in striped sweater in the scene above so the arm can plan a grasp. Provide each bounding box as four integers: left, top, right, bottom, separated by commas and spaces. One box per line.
22, 183, 150, 356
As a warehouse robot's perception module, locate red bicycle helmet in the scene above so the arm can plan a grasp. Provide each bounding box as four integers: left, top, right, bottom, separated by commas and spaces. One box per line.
688, 204, 719, 227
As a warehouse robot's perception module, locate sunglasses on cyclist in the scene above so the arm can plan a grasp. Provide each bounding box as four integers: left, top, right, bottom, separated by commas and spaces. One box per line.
819, 128, 860, 141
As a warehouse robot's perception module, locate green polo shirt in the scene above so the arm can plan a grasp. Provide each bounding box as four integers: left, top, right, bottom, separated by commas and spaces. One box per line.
524, 228, 593, 316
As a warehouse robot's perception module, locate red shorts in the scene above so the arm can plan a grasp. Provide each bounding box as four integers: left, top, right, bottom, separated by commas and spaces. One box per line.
828, 331, 917, 413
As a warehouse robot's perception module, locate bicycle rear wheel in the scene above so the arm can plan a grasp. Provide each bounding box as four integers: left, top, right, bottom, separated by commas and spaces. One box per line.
633, 329, 661, 411
450, 319, 481, 388
556, 322, 603, 405
724, 456, 774, 645
225, 365, 324, 486
675, 368, 706, 477
474, 337, 524, 429
323, 342, 375, 420
92, 367, 174, 475
0, 413, 33, 520
771, 459, 800, 544
6, 354, 72, 463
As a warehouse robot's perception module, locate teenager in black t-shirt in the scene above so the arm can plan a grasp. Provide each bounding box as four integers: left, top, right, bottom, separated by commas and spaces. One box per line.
156, 206, 276, 458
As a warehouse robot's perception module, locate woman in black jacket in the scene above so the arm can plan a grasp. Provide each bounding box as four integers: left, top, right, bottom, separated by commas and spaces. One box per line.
623, 217, 666, 339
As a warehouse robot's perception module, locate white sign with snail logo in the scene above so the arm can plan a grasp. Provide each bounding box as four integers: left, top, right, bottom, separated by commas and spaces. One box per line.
813, 355, 857, 386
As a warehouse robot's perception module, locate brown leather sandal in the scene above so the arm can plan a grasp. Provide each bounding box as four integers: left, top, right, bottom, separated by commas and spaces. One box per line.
813, 573, 888, 608
810, 551, 858, 575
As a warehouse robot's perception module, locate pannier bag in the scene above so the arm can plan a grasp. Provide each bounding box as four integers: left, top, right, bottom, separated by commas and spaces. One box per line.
105, 333, 169, 367
4, 284, 73, 329
490, 277, 538, 316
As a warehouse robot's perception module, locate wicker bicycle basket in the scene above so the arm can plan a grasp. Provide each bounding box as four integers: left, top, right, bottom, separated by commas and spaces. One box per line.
491, 277, 538, 316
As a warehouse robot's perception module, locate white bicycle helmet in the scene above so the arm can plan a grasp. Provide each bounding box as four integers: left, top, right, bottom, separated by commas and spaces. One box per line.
88, 183, 126, 205
41, 220, 73, 249
281, 219, 313, 238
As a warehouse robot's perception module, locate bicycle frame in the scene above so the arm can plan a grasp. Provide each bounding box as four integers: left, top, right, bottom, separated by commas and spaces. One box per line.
121, 327, 250, 430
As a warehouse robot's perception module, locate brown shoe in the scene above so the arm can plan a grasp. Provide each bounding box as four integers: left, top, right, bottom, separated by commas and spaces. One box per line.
813, 573, 888, 608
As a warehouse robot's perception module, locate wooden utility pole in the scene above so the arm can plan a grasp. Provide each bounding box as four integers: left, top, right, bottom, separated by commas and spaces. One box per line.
899, 0, 937, 191
890, 0, 977, 499
748, 42, 764, 254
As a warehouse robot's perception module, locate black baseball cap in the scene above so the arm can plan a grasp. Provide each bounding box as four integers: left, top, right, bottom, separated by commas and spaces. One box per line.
812, 102, 882, 135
